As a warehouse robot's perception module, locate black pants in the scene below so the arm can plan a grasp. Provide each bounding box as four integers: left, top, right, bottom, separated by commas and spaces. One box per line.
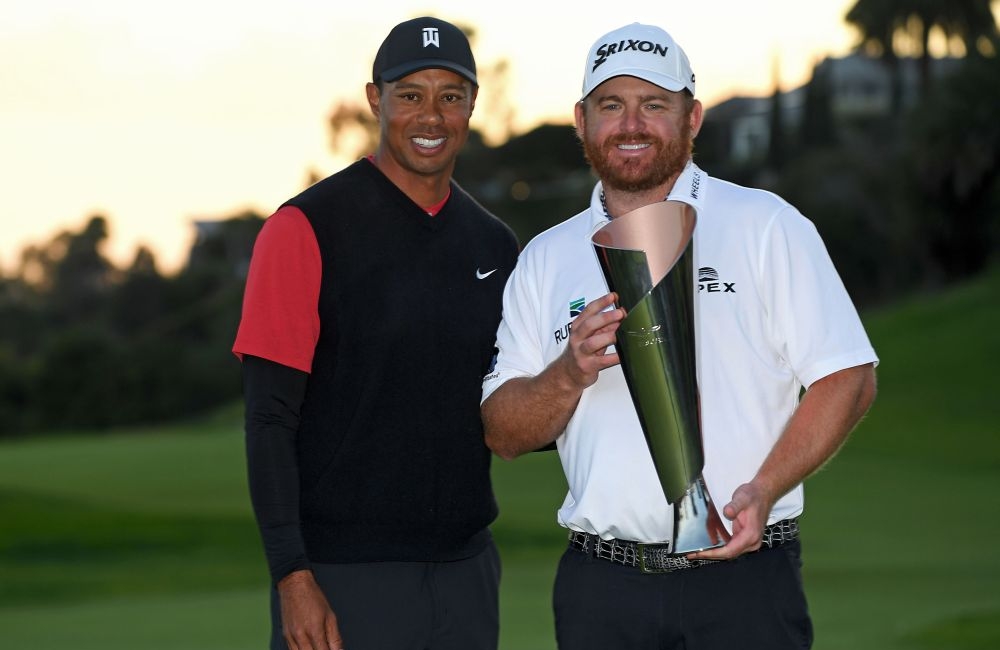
270, 541, 500, 650
553, 540, 812, 650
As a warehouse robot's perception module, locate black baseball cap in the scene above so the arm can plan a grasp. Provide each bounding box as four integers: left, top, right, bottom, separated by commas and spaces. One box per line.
372, 17, 477, 86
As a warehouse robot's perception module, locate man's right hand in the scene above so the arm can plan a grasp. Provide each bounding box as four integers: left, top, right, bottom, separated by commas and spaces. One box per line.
557, 292, 623, 389
483, 292, 623, 460
277, 570, 344, 650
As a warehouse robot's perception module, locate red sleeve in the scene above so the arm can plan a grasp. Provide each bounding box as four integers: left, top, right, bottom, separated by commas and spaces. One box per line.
232, 206, 321, 373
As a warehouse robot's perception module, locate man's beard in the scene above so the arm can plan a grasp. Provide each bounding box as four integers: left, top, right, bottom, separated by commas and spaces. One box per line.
583, 123, 693, 193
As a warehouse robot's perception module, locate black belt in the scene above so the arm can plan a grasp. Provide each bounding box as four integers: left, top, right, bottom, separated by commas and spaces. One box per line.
568, 518, 799, 574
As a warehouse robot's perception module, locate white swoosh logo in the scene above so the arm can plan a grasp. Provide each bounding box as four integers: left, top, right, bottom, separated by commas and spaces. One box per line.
476, 268, 498, 280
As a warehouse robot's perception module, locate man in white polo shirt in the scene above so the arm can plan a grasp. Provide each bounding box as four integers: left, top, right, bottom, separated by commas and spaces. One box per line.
481, 22, 878, 649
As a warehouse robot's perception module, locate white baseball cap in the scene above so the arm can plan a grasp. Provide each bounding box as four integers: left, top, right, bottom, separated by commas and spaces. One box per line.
581, 23, 696, 100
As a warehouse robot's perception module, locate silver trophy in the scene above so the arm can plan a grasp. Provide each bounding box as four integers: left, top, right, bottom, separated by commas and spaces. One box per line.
592, 200, 726, 554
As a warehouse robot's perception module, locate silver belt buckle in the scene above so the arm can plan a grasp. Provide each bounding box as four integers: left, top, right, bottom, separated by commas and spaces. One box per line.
637, 542, 673, 574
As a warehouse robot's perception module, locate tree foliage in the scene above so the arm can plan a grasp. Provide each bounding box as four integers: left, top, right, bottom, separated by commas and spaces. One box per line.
1, 20, 997, 435
903, 52, 1000, 279
763, 44, 998, 300
0, 213, 264, 435
846, 0, 999, 104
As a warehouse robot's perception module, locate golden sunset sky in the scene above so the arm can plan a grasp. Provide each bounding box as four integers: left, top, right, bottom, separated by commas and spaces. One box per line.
2, 0, 877, 273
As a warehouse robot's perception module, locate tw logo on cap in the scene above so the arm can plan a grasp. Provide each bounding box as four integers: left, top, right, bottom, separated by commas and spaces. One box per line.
422, 27, 440, 48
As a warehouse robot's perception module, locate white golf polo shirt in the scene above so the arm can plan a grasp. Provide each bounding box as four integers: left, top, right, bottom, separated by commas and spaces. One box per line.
482, 162, 878, 543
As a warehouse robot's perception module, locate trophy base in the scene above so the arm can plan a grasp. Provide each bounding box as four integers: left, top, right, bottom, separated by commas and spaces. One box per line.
672, 475, 728, 555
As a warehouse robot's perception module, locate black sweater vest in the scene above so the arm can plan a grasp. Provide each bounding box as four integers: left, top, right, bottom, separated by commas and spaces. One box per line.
286, 160, 519, 562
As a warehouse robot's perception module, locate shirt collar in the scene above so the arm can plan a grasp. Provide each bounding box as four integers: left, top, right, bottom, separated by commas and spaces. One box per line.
666, 160, 706, 216
587, 160, 706, 233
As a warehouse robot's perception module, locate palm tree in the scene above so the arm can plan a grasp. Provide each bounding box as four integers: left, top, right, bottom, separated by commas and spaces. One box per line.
846, 0, 906, 113
934, 0, 999, 58
907, 0, 998, 95
846, 0, 998, 105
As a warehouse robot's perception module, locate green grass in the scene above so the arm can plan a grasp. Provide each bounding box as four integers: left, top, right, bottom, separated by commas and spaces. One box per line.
0, 267, 998, 649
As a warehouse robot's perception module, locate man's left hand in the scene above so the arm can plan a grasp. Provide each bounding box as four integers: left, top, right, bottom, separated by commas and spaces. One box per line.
685, 482, 771, 561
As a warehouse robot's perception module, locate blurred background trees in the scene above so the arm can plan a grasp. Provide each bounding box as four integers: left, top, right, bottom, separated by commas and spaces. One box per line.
0, 3, 996, 436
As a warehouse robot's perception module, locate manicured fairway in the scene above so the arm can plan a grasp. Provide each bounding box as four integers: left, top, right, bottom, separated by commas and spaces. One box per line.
1, 268, 997, 649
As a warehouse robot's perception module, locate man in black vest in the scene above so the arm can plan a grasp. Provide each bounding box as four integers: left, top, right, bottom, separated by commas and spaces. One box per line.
233, 16, 519, 650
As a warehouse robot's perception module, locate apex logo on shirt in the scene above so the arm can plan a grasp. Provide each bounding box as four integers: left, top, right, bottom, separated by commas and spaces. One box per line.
699, 267, 735, 293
